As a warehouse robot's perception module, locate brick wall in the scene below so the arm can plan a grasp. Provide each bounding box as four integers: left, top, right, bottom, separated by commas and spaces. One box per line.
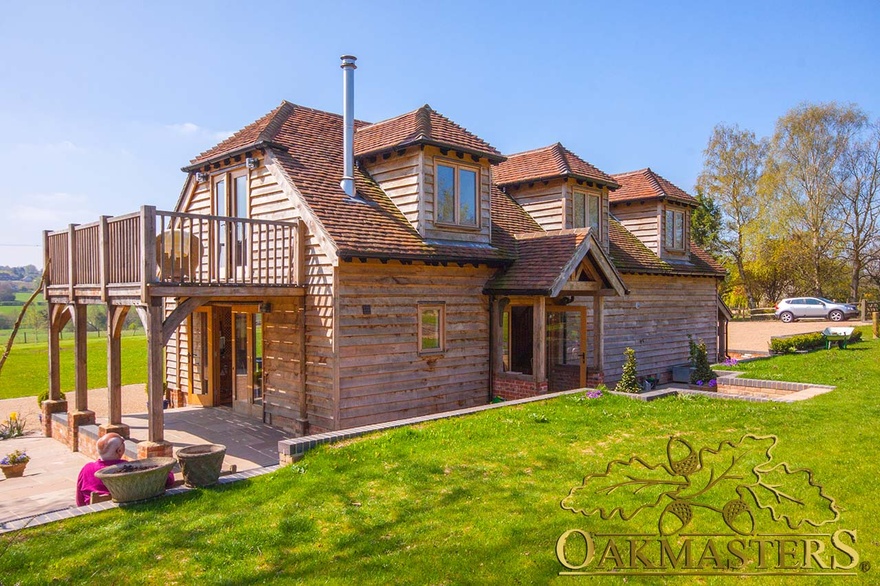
493, 376, 548, 401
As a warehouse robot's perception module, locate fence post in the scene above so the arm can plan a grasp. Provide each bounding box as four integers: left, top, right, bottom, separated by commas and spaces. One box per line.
860, 299, 867, 321
873, 312, 878, 339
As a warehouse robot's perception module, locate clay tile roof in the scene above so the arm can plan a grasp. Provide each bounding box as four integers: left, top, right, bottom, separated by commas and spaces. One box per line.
485, 231, 591, 295
187, 101, 295, 168
354, 104, 504, 162
608, 219, 725, 277
494, 143, 618, 188
267, 104, 512, 263
609, 168, 697, 206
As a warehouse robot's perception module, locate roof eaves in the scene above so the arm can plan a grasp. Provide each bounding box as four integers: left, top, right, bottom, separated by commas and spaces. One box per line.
181, 140, 288, 172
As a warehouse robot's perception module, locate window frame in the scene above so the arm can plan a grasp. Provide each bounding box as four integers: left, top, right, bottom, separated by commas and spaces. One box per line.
434, 159, 481, 229
664, 208, 685, 251
572, 190, 601, 236
418, 302, 446, 354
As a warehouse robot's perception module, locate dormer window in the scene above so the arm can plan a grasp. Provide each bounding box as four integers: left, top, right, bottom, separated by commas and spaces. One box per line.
573, 191, 600, 235
436, 161, 478, 227
665, 209, 684, 251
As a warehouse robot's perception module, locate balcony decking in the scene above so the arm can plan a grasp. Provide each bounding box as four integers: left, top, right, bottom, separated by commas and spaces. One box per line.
41, 205, 307, 454
44, 205, 305, 304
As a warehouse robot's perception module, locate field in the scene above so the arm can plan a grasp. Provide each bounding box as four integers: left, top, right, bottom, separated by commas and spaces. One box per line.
0, 336, 147, 400
0, 330, 877, 584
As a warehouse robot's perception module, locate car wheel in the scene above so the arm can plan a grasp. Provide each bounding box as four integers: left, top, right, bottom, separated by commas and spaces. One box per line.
829, 310, 844, 322
779, 311, 794, 323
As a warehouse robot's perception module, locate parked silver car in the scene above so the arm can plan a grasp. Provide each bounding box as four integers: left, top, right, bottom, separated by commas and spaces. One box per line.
774, 297, 858, 323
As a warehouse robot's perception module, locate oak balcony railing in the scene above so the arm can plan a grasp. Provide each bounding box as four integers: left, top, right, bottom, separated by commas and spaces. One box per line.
44, 205, 304, 302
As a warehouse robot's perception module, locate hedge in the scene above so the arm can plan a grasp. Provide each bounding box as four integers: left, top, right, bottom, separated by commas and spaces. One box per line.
769, 330, 863, 354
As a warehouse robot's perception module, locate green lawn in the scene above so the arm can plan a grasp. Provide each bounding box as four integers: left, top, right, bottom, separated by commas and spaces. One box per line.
0, 335, 147, 400
1, 332, 878, 584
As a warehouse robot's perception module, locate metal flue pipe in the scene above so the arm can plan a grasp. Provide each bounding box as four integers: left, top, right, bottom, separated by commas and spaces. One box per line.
340, 55, 357, 198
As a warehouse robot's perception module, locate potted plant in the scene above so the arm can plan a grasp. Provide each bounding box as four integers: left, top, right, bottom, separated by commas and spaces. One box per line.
176, 444, 227, 488
94, 457, 176, 503
1, 449, 30, 478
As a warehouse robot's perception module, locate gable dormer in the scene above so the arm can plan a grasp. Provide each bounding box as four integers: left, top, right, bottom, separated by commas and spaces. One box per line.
493, 143, 618, 252
609, 168, 698, 261
354, 105, 504, 244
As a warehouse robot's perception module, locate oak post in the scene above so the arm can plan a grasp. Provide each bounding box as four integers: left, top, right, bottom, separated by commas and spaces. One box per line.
295, 296, 309, 435
533, 296, 546, 387
145, 301, 165, 443
68, 224, 78, 300
99, 215, 110, 301
47, 303, 62, 401
594, 296, 604, 371
73, 304, 88, 412
107, 305, 124, 426
141, 205, 156, 304
294, 219, 306, 286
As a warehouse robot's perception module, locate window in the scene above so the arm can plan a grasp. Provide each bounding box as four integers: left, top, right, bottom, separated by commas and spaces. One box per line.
418, 303, 445, 353
665, 209, 684, 250
573, 191, 600, 235
436, 161, 478, 227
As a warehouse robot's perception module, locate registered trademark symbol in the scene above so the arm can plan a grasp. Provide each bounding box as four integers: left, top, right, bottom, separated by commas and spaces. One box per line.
860, 561, 871, 573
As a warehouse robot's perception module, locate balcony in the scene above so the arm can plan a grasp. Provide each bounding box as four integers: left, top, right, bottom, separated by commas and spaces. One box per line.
44, 205, 305, 304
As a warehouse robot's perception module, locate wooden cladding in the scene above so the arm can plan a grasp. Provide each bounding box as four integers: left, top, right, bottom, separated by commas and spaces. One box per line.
44, 205, 303, 302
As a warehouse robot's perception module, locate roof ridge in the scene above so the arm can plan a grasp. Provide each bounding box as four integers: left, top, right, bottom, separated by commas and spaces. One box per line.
257, 101, 296, 144
415, 104, 433, 140
611, 167, 651, 178
552, 142, 572, 176
504, 143, 559, 158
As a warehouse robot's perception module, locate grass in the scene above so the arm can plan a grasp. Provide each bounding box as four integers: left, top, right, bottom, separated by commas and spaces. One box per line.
0, 335, 147, 400
1, 332, 879, 584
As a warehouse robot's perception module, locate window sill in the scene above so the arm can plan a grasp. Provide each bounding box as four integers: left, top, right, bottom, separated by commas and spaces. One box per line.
433, 222, 482, 232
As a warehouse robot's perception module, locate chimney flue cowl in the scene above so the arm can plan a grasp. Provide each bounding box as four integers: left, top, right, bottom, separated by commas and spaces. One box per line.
340, 55, 357, 198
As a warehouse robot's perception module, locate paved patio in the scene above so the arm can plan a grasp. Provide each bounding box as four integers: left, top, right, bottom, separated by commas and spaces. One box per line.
0, 406, 287, 527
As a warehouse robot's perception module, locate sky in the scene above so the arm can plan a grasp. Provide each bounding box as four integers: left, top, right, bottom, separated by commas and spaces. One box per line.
1, 1, 878, 267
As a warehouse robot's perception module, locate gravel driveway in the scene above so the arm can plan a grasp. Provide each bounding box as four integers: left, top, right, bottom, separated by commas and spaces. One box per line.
728, 318, 870, 353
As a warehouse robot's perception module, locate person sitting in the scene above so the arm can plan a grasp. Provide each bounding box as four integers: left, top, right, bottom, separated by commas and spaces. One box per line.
75, 433, 174, 506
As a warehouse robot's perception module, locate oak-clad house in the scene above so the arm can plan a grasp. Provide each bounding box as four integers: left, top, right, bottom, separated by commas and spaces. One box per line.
41, 57, 725, 456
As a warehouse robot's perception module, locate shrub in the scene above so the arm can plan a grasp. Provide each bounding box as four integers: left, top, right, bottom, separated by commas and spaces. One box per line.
616, 348, 642, 394
689, 338, 717, 384
768, 330, 863, 354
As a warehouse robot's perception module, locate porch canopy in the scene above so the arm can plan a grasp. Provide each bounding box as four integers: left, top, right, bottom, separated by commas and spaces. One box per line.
484, 229, 627, 396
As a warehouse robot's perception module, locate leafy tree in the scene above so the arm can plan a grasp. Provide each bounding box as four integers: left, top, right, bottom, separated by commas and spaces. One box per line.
766, 102, 868, 297
0, 283, 15, 302
690, 188, 722, 256
832, 120, 880, 301
697, 124, 768, 307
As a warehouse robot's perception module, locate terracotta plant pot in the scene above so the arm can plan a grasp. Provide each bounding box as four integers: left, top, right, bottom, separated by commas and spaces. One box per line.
176, 444, 227, 488
94, 457, 176, 503
1, 463, 27, 478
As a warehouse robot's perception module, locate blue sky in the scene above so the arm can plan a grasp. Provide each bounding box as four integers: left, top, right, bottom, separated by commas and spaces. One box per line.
1, 1, 878, 267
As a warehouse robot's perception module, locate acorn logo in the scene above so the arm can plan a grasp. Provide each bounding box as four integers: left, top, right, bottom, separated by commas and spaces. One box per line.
556, 435, 864, 577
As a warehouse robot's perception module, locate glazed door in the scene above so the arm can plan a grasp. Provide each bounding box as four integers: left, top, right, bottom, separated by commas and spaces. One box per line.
214, 307, 234, 406
546, 307, 586, 392
188, 310, 213, 407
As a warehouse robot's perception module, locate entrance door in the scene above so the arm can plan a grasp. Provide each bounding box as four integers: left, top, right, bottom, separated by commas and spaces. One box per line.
188, 309, 213, 406
546, 307, 586, 392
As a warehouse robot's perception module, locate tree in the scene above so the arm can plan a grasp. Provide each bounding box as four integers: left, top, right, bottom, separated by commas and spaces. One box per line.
697, 124, 768, 307
833, 121, 880, 301
766, 102, 868, 297
0, 283, 15, 302
690, 188, 722, 256
615, 348, 641, 394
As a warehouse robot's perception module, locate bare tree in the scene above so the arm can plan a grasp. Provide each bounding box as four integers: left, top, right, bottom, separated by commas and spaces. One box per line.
697, 124, 768, 307
766, 102, 867, 297
833, 121, 880, 301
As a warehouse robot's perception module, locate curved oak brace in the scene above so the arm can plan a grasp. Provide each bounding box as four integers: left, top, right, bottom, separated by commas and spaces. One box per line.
162, 297, 208, 346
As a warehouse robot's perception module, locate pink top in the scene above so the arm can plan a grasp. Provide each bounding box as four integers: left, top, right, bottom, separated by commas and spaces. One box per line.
76, 459, 175, 506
